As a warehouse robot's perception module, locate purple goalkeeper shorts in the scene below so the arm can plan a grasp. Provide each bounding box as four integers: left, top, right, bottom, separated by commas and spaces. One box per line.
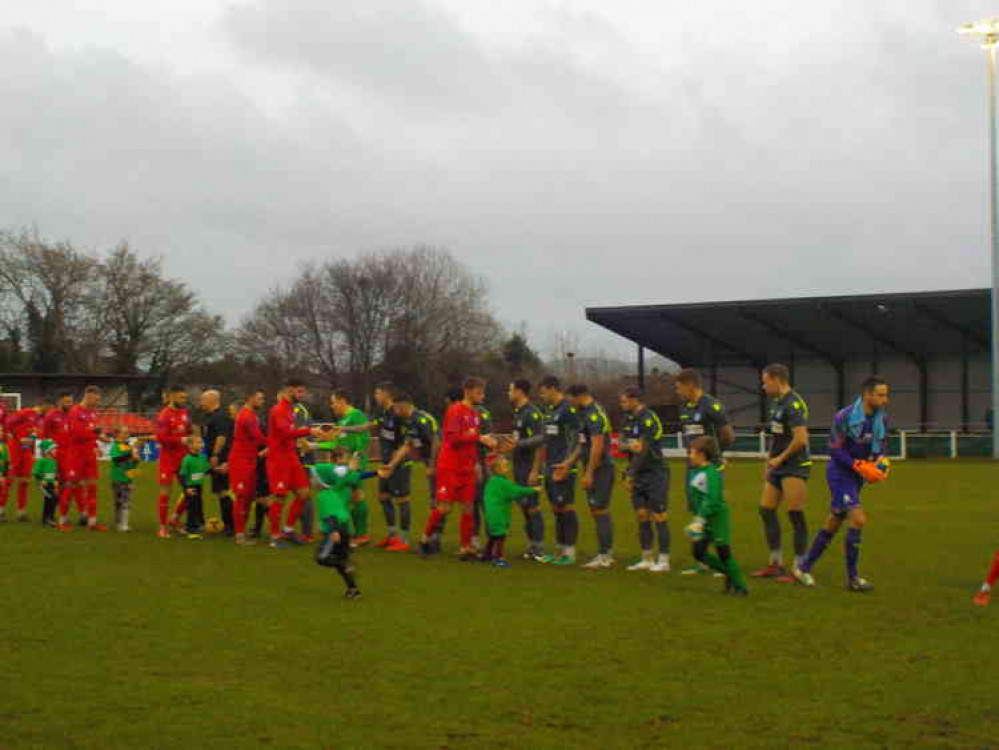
827, 472, 862, 517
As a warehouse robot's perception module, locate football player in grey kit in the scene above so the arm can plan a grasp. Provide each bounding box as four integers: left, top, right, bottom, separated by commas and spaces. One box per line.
567, 384, 616, 570
537, 376, 582, 566
506, 379, 547, 561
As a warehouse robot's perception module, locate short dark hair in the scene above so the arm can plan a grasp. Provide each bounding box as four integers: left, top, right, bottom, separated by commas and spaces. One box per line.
331, 388, 351, 403
230, 399, 245, 411
168, 384, 186, 394
621, 386, 643, 401
862, 376, 888, 393
539, 375, 561, 391
283, 377, 305, 389
463, 376, 486, 391
445, 387, 463, 403
676, 368, 702, 387
510, 379, 532, 396
375, 381, 396, 395
328, 444, 350, 462
762, 364, 790, 383
689, 436, 719, 462
395, 392, 413, 405
56, 390, 74, 400
245, 387, 264, 398
566, 384, 589, 397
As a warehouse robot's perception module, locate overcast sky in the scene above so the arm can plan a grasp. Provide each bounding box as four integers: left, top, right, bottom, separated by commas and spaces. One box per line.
1, 1, 995, 357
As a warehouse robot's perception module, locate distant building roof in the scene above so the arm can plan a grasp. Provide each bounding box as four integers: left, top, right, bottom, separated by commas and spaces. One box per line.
586, 288, 989, 367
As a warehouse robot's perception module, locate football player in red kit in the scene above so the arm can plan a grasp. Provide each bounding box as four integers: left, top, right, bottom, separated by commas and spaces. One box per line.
43, 392, 80, 524
266, 379, 323, 549
420, 377, 498, 559
2, 400, 49, 521
62, 386, 106, 531
229, 389, 267, 546
158, 385, 194, 538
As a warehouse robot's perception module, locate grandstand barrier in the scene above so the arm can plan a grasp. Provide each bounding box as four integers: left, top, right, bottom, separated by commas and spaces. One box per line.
658, 431, 994, 460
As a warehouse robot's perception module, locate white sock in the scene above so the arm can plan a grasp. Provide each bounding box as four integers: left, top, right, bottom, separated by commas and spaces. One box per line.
769, 549, 783, 565
983, 583, 993, 592
564, 546, 575, 558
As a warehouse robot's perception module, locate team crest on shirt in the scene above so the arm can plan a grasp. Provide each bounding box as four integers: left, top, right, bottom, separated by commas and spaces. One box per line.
691, 473, 708, 492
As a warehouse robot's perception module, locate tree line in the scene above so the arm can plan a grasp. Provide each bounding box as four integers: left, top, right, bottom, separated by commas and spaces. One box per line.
0, 229, 546, 412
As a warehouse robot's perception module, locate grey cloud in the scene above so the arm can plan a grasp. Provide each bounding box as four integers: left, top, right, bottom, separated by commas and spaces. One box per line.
0, 1, 995, 360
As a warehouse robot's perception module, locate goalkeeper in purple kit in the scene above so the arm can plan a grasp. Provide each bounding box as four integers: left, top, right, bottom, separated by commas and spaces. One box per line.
793, 377, 891, 592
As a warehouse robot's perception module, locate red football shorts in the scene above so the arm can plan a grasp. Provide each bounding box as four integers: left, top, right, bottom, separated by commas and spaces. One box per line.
158, 453, 184, 485
435, 471, 476, 505
267, 457, 309, 496
229, 460, 257, 496
7, 440, 34, 478
56, 449, 75, 482
70, 448, 98, 482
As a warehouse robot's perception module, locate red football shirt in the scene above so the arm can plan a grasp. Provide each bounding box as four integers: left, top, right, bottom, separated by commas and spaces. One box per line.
230, 407, 266, 463
42, 408, 71, 447
266, 398, 311, 463
436, 402, 482, 475
7, 408, 41, 441
68, 405, 99, 451
156, 406, 191, 462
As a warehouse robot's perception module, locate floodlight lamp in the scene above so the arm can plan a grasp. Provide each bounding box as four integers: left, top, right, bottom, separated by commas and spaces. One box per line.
958, 19, 999, 48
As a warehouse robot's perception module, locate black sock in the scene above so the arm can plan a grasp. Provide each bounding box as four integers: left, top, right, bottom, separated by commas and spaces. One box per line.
759, 507, 781, 554
788, 510, 808, 559
563, 509, 578, 546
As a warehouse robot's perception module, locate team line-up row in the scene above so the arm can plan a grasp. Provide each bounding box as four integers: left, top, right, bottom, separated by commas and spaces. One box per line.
0, 365, 907, 600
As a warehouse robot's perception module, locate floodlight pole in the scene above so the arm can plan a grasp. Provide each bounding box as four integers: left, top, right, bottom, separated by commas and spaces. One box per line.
986, 44, 999, 458
960, 21, 999, 458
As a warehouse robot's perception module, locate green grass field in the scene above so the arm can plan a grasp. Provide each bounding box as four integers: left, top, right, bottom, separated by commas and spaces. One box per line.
1, 459, 997, 750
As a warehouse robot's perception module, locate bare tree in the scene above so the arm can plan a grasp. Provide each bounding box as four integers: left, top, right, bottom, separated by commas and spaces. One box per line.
234, 246, 502, 403
97, 242, 226, 377
0, 229, 100, 372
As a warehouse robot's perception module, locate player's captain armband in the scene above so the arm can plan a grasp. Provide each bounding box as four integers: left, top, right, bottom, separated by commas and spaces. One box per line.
545, 425, 559, 436
411, 439, 423, 448
381, 430, 394, 441
770, 422, 785, 434
579, 433, 586, 444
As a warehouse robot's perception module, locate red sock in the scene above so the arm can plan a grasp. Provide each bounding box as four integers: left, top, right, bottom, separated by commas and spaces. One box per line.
424, 508, 443, 537
459, 510, 474, 549
494, 537, 505, 559
986, 551, 999, 588
59, 486, 73, 517
234, 495, 247, 535
86, 484, 97, 518
173, 497, 188, 518
73, 485, 86, 513
0, 480, 9, 509
268, 502, 283, 538
157, 490, 169, 525
285, 497, 304, 529
16, 482, 28, 512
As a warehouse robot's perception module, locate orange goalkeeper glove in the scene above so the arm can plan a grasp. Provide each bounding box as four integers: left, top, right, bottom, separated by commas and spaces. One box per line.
853, 460, 887, 484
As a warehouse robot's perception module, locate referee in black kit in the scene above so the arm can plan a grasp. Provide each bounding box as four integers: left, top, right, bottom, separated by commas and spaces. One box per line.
200, 389, 236, 535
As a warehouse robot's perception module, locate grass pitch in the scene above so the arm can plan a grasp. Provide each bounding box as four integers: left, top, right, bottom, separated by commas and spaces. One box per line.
1, 459, 997, 750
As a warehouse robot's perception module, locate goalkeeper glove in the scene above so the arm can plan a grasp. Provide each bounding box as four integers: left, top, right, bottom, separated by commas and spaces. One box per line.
853, 460, 887, 484
684, 516, 706, 541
